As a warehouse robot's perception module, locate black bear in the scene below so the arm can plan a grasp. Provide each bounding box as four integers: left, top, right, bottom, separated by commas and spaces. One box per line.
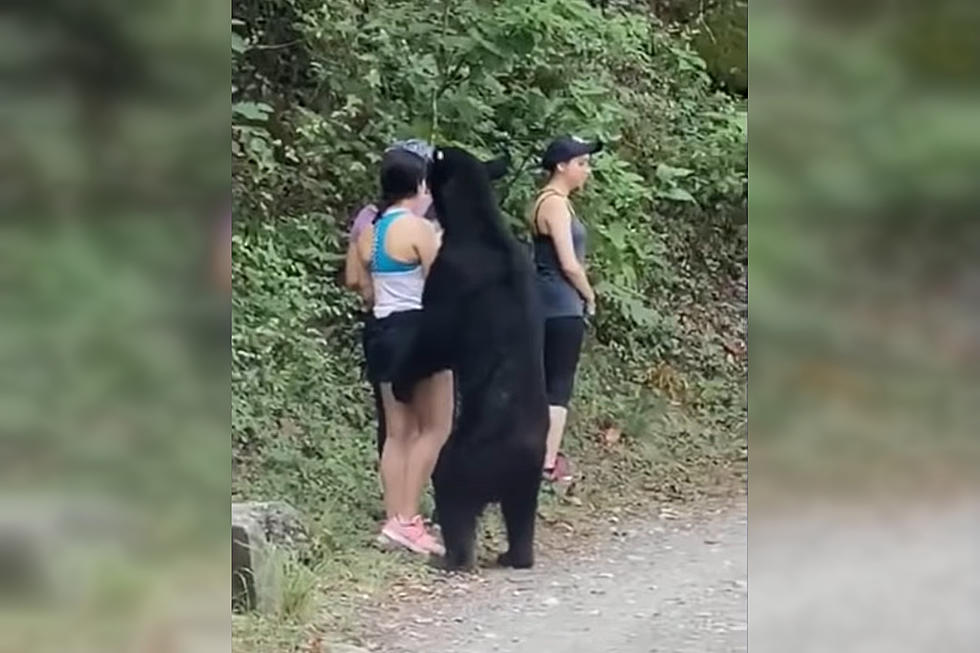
392, 146, 549, 570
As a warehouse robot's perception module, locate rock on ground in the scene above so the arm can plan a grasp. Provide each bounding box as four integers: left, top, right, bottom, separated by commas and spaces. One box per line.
232, 500, 309, 614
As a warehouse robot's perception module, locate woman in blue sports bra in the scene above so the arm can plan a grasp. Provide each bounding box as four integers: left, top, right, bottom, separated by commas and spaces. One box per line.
344, 140, 439, 460
354, 148, 450, 556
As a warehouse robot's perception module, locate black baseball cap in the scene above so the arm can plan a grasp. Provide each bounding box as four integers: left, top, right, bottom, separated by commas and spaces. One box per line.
540, 136, 603, 170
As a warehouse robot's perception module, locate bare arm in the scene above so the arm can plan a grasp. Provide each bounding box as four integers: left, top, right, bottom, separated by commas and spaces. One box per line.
344, 205, 377, 300
540, 197, 595, 310
344, 240, 365, 290
351, 227, 374, 304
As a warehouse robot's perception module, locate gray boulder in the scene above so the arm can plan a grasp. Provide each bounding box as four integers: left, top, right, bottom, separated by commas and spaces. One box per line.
232, 500, 309, 614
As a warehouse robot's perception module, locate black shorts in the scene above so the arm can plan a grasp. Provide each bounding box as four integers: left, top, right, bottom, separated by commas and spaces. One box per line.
364, 309, 423, 385
543, 316, 585, 407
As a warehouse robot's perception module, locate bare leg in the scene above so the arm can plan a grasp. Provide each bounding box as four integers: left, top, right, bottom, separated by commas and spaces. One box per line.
543, 405, 568, 469
401, 370, 453, 518
379, 383, 418, 520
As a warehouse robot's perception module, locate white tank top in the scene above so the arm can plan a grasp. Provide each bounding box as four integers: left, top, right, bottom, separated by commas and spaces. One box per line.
371, 208, 426, 319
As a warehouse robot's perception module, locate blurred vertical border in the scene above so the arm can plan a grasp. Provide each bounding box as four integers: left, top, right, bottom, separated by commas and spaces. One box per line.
750, 0, 980, 651
750, 0, 980, 501
0, 2, 230, 651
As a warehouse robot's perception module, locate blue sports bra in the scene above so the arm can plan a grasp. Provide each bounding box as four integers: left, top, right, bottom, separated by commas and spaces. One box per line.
372, 208, 420, 273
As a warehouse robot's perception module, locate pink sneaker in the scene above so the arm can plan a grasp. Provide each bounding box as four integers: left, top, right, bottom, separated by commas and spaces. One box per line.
380, 515, 445, 556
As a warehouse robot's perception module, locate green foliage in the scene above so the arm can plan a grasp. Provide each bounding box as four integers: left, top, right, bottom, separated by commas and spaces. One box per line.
691, 1, 748, 95
750, 2, 980, 476
232, 0, 746, 580
2, 1, 227, 216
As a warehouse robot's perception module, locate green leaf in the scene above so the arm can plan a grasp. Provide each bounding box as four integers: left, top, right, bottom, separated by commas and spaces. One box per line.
605, 222, 627, 249
657, 187, 697, 203
232, 32, 247, 54
655, 163, 693, 181
233, 102, 272, 121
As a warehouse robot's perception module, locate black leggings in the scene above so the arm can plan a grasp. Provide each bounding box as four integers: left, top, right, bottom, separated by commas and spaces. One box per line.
543, 316, 585, 407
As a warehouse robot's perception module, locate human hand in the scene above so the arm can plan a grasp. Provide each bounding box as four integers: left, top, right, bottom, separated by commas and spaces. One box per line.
585, 298, 596, 317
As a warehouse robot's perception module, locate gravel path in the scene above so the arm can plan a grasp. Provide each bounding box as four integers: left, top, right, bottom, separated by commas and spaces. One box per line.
357, 500, 747, 653
347, 490, 980, 653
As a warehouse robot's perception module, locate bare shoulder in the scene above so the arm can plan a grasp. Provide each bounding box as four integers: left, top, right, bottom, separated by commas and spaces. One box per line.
539, 191, 567, 206
408, 213, 434, 226
404, 214, 438, 237
385, 214, 436, 253
539, 194, 571, 226
529, 193, 564, 233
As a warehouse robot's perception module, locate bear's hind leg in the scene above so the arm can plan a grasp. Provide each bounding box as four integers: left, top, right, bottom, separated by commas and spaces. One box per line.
497, 475, 541, 569
436, 493, 479, 571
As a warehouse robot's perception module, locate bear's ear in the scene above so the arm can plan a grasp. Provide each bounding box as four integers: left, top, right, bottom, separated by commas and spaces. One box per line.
483, 152, 510, 181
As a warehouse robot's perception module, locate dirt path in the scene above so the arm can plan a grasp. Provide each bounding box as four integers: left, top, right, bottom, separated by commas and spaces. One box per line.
354, 500, 747, 653
346, 491, 980, 653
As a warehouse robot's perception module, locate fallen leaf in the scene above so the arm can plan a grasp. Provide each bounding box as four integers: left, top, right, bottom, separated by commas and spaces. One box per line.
601, 426, 622, 445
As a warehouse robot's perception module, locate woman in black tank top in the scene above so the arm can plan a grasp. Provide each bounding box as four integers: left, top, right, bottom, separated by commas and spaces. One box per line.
530, 136, 602, 482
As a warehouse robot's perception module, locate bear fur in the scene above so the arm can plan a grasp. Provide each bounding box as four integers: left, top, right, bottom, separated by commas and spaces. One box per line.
392, 146, 549, 570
